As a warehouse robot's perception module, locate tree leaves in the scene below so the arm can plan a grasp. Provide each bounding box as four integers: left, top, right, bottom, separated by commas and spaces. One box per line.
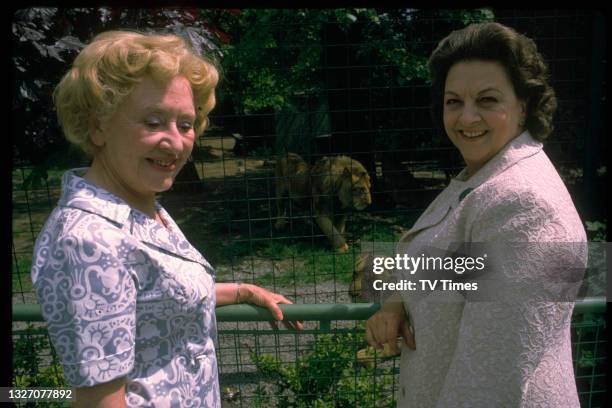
12, 7, 221, 166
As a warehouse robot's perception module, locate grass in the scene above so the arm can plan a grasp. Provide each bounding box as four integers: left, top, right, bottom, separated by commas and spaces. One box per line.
208, 215, 409, 287
12, 166, 66, 299
12, 257, 33, 295
257, 247, 357, 286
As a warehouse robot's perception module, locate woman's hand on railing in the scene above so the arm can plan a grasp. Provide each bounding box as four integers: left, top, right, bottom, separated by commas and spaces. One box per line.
237, 283, 304, 331
365, 297, 415, 355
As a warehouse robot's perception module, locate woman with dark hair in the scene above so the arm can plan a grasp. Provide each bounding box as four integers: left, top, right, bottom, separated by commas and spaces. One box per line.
365, 22, 586, 407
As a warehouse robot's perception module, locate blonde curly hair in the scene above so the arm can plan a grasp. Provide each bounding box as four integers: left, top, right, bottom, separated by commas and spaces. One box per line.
54, 30, 219, 156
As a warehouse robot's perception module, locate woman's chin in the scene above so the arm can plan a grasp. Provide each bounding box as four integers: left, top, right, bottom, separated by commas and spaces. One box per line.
146, 178, 175, 194
157, 182, 174, 192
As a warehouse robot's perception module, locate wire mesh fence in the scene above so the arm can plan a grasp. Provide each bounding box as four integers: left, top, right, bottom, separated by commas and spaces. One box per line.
11, 7, 607, 407
572, 306, 607, 408
12, 8, 606, 304
11, 299, 607, 407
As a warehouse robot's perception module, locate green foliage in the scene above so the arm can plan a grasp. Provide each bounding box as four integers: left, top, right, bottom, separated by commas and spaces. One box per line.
576, 349, 596, 369
22, 146, 90, 189
441, 8, 495, 25
585, 220, 606, 242
351, 9, 495, 87
12, 257, 33, 294
211, 9, 332, 114
13, 326, 68, 407
250, 332, 394, 407
212, 9, 494, 114
13, 326, 66, 390
13, 7, 498, 165
573, 315, 605, 371
13, 7, 220, 168
203, 8, 496, 156
23, 167, 49, 191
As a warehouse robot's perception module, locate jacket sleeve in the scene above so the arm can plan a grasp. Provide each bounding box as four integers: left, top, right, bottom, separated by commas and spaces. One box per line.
434, 186, 587, 407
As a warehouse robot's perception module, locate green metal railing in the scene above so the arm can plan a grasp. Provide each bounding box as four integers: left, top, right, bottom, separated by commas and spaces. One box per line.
13, 298, 605, 324
12, 298, 606, 407
13, 302, 381, 328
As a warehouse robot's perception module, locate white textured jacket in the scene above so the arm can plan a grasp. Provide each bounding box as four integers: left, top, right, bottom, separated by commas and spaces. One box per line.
396, 131, 587, 407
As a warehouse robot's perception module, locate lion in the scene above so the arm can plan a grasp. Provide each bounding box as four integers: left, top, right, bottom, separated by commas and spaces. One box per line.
275, 153, 372, 252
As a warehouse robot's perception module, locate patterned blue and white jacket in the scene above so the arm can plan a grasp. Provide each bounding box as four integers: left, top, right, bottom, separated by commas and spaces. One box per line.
31, 168, 221, 407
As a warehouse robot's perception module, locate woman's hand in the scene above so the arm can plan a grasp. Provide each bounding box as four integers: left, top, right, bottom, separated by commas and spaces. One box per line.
365, 298, 415, 354
221, 283, 304, 331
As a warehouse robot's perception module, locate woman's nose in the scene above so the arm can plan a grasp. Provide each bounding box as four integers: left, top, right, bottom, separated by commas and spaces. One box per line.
458, 102, 481, 125
160, 123, 184, 152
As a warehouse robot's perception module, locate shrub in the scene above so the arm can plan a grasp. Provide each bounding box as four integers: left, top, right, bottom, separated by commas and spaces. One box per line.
250, 332, 395, 407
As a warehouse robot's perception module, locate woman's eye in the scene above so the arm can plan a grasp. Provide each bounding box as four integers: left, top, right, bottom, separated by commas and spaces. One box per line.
178, 121, 194, 132
480, 96, 497, 104
145, 117, 163, 128
445, 99, 460, 106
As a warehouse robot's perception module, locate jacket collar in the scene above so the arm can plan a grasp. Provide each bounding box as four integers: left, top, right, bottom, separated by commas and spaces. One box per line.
58, 168, 211, 269
401, 131, 543, 239
59, 168, 132, 225
448, 130, 543, 199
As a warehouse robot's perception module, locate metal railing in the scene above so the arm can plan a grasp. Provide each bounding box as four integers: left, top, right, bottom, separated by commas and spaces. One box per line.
11, 297, 606, 325
12, 298, 606, 407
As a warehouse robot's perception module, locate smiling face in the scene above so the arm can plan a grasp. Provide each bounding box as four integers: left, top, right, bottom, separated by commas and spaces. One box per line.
86, 75, 196, 213
443, 60, 526, 176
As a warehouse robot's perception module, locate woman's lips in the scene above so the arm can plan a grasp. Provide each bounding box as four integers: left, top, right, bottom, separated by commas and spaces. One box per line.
146, 158, 177, 172
460, 130, 488, 139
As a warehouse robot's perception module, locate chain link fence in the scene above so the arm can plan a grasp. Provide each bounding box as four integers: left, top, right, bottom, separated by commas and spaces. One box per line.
11, 8, 607, 407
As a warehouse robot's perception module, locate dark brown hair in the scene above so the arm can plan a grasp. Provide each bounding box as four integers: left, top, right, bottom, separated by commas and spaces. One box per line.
428, 22, 557, 141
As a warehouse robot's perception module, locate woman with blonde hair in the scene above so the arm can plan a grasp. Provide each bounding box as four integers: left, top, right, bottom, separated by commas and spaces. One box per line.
31, 30, 302, 407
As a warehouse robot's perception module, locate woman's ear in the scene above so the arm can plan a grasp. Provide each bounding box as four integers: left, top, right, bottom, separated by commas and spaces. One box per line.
90, 117, 106, 147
